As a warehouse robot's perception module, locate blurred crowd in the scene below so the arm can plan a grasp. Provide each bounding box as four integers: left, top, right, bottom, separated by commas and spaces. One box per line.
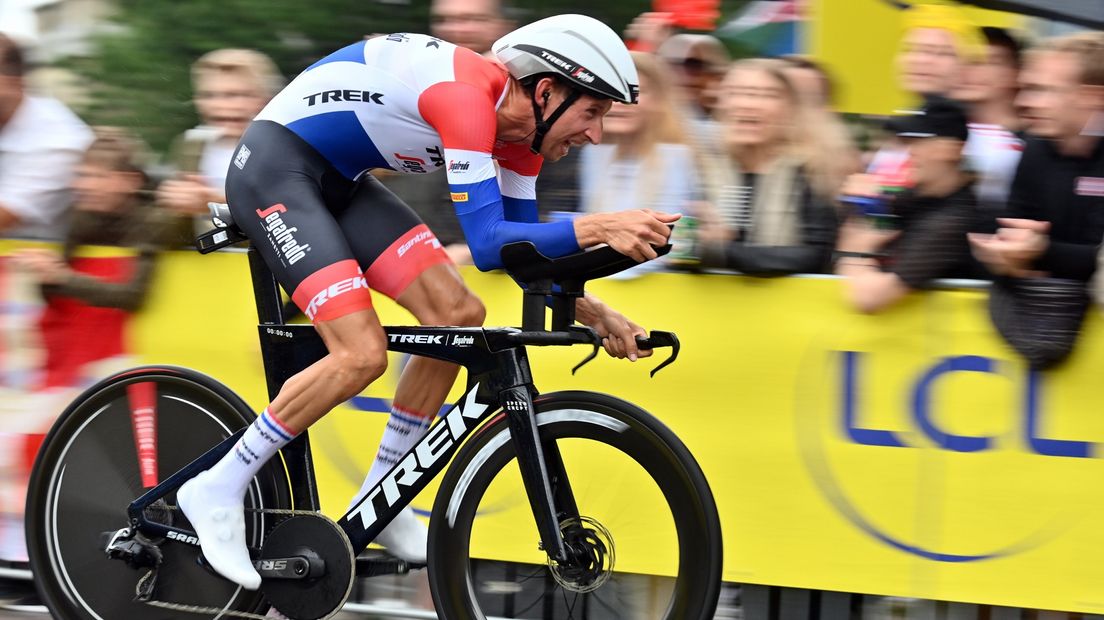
1, 0, 1104, 604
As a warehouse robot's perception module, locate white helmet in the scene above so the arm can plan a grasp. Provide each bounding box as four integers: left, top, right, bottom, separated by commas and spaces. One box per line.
493, 14, 639, 105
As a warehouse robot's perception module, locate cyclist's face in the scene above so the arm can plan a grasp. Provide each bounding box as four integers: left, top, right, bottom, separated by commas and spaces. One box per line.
719, 67, 793, 148
955, 44, 1019, 104
538, 88, 611, 162
71, 164, 142, 213
194, 71, 269, 140
898, 28, 962, 97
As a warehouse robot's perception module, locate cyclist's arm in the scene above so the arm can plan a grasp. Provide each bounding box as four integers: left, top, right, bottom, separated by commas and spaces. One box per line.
419, 82, 579, 271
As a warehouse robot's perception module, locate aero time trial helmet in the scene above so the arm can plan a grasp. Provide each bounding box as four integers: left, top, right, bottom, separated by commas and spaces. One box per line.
492, 14, 639, 105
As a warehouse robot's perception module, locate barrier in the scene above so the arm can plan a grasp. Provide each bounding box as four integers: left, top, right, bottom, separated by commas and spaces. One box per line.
4, 246, 1104, 613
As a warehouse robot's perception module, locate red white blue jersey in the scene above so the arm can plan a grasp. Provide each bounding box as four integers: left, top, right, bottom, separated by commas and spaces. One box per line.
255, 34, 579, 269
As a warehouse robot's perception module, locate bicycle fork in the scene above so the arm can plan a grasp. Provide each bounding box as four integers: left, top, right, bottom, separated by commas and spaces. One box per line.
499, 384, 579, 565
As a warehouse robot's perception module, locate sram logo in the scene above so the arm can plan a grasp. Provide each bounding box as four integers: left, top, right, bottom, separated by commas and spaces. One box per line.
350, 386, 488, 531
166, 530, 200, 546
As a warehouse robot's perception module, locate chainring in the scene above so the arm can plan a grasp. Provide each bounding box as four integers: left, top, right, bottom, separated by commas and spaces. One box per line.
260, 514, 355, 620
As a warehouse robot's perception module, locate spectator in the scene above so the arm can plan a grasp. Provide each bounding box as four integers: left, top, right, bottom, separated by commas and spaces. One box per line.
779, 55, 862, 204
956, 26, 1026, 213
896, 3, 985, 101
15, 127, 176, 390
430, 0, 511, 54
972, 33, 1104, 368
657, 34, 730, 124
577, 52, 698, 276
836, 97, 978, 313
694, 58, 838, 276
157, 48, 282, 243
0, 33, 93, 240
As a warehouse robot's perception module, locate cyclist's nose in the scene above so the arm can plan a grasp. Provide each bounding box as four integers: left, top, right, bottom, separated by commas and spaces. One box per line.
585, 118, 603, 144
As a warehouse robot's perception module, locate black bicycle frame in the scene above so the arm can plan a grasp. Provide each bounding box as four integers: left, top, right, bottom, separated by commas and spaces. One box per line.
128, 248, 584, 563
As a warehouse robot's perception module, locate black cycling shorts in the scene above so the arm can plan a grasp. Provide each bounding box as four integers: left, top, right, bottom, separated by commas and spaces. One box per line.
225, 121, 450, 322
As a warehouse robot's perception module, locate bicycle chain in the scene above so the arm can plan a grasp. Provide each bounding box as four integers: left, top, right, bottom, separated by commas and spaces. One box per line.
138, 505, 317, 619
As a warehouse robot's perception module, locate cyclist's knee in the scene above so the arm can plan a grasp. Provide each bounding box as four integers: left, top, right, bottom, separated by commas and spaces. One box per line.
332, 347, 388, 393
452, 291, 486, 327
418, 288, 485, 327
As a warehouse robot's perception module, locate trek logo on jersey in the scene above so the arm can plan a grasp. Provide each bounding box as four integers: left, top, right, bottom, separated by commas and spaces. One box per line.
395, 153, 427, 174
303, 90, 384, 106
450, 192, 469, 202
448, 160, 471, 173
234, 144, 251, 169
256, 204, 311, 265
397, 229, 441, 257
1076, 177, 1104, 197
426, 146, 445, 168
305, 272, 369, 320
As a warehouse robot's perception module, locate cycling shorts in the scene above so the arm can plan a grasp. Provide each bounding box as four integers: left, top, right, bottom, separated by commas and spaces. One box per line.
226, 121, 450, 323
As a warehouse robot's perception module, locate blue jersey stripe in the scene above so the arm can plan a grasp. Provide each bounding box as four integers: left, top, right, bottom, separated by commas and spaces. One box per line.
286, 111, 390, 179
502, 196, 538, 223
304, 40, 368, 72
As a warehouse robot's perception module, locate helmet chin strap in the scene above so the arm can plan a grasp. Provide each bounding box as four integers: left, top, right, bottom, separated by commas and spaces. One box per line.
530, 88, 582, 155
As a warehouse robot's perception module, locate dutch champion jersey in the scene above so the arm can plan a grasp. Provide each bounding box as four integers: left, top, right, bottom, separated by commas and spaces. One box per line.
255, 34, 580, 270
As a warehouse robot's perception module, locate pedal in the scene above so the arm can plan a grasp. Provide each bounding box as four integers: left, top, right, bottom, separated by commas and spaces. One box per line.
356, 549, 425, 577
260, 514, 354, 620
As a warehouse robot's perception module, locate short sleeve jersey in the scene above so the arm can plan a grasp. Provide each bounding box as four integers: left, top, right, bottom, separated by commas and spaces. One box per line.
254, 34, 580, 269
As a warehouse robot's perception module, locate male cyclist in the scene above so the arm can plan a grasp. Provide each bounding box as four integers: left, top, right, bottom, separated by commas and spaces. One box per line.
177, 14, 678, 590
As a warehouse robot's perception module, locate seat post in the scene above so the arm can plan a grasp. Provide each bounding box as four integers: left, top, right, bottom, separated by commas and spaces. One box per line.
247, 248, 285, 325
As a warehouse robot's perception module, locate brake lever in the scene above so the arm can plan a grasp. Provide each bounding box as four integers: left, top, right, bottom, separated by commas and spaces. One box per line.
635, 331, 680, 377
571, 343, 601, 375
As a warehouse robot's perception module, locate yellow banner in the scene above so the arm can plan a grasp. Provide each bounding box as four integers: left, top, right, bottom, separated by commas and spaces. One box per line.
107, 251, 1104, 613
808, 0, 1023, 115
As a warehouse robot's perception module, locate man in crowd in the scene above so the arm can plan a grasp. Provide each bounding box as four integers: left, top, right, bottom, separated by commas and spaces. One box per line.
971, 33, 1104, 368
836, 97, 979, 313
0, 33, 93, 240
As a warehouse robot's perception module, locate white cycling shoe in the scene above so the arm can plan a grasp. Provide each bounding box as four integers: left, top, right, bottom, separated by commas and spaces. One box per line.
375, 507, 427, 564
176, 471, 262, 590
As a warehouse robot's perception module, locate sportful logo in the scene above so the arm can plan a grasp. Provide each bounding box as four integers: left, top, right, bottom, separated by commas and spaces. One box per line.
349, 386, 489, 531
234, 145, 251, 169
255, 204, 310, 265
305, 272, 369, 320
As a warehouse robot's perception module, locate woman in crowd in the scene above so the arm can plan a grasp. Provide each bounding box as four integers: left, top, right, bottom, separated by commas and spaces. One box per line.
577, 51, 702, 275
693, 58, 839, 276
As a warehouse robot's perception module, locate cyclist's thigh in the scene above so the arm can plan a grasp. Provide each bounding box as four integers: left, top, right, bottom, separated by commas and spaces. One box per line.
337, 173, 452, 301
225, 121, 373, 323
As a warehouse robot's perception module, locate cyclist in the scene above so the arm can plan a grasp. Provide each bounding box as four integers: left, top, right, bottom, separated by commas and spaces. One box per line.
177, 14, 678, 590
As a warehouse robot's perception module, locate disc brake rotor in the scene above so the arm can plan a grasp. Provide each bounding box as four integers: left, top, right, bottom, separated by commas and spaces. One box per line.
548, 516, 616, 594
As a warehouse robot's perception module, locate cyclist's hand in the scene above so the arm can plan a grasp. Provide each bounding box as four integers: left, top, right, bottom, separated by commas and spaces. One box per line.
576, 295, 652, 361
575, 210, 680, 262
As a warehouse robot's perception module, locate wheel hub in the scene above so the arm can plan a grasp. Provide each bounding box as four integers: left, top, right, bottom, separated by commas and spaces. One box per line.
548, 516, 615, 593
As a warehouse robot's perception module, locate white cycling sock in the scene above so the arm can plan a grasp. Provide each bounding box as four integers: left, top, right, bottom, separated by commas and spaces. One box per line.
351, 405, 433, 505
177, 409, 296, 590
210, 409, 297, 496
